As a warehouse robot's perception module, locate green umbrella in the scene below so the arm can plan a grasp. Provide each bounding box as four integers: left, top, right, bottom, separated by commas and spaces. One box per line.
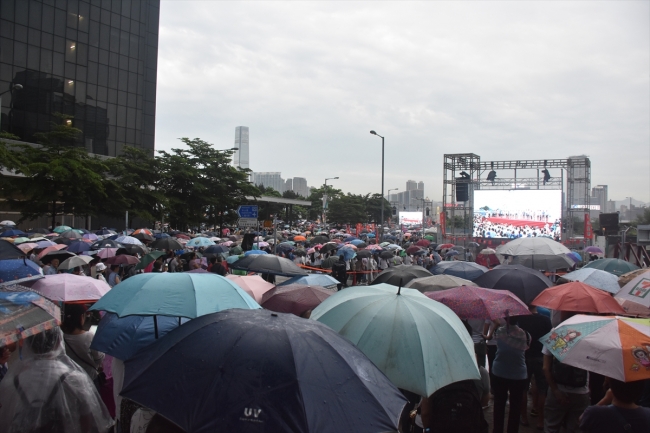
310, 284, 479, 397
135, 251, 166, 270
583, 258, 640, 277
89, 273, 261, 318
230, 246, 243, 255
52, 225, 72, 233
424, 235, 435, 241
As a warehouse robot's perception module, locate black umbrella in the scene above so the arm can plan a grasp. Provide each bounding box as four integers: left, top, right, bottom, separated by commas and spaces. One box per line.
53, 237, 72, 245
430, 262, 488, 280
356, 250, 372, 259
132, 232, 155, 242
370, 265, 433, 287
150, 237, 184, 251
28, 228, 51, 234
472, 264, 552, 305
204, 245, 229, 255
379, 251, 394, 259
356, 242, 367, 249
230, 255, 308, 276
0, 239, 26, 260
91, 239, 124, 250
40, 250, 76, 264
320, 244, 338, 254
117, 244, 149, 256
311, 235, 330, 244
121, 309, 406, 433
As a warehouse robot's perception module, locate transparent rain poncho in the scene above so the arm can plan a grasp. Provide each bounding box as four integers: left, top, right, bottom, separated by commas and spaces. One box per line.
0, 327, 114, 433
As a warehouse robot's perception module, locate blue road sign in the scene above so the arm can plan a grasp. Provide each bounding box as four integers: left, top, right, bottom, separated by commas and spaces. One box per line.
237, 205, 258, 219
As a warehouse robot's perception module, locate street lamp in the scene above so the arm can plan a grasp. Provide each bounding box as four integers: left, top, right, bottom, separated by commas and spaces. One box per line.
0, 84, 23, 132
370, 130, 384, 236
323, 177, 339, 225
626, 196, 633, 222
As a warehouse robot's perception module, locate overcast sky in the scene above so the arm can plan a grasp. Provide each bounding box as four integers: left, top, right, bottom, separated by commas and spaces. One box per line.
155, 1, 650, 205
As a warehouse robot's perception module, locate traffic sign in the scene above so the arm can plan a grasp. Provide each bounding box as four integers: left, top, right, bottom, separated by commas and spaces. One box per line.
238, 218, 258, 228
237, 205, 258, 219
263, 220, 273, 228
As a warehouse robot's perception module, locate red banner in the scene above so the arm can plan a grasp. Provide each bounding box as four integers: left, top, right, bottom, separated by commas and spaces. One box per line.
440, 213, 446, 237
584, 213, 593, 239
356, 223, 362, 235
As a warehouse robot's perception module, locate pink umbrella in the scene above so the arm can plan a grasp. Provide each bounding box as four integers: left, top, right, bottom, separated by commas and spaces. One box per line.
221, 241, 234, 247
97, 248, 118, 259
83, 233, 98, 241
261, 284, 333, 316
226, 275, 275, 303
30, 274, 111, 303
366, 244, 383, 250
425, 285, 531, 320
307, 248, 316, 254
257, 241, 270, 248
37, 244, 68, 259
106, 255, 140, 265
17, 242, 39, 253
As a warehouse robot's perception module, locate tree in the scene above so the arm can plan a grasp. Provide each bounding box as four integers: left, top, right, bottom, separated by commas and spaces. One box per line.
5, 115, 109, 228
365, 193, 391, 224
306, 186, 343, 221
327, 194, 368, 225
634, 208, 650, 226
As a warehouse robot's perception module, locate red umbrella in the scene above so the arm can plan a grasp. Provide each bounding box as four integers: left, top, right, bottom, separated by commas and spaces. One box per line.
532, 282, 626, 314
175, 234, 191, 240
476, 248, 500, 267
406, 246, 424, 255
415, 239, 430, 248
436, 243, 455, 250
37, 244, 67, 259
106, 255, 140, 266
261, 284, 333, 316
425, 286, 530, 320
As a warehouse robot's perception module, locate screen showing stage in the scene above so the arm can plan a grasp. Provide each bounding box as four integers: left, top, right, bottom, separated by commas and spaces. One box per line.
399, 212, 422, 225
473, 190, 562, 239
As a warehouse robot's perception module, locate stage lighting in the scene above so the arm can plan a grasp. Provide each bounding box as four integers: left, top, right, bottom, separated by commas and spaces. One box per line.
487, 170, 497, 184
459, 171, 471, 179
542, 169, 551, 185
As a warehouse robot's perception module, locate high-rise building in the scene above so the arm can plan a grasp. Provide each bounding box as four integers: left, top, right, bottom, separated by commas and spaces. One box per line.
406, 180, 417, 191
232, 126, 249, 169
285, 178, 292, 193
251, 172, 284, 194
292, 177, 308, 197
418, 181, 424, 191
0, 0, 160, 156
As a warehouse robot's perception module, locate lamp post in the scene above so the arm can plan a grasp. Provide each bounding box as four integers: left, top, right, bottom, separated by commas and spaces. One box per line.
0, 83, 23, 132
323, 177, 339, 226
626, 196, 632, 222
370, 130, 384, 237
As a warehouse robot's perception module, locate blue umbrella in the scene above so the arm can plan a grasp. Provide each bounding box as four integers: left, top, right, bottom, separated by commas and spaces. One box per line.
154, 233, 170, 239
89, 273, 260, 318
91, 313, 189, 360
121, 309, 406, 433
0, 229, 27, 237
367, 233, 376, 238
244, 249, 268, 256
560, 268, 621, 294
445, 250, 459, 257
278, 274, 340, 289
566, 252, 582, 263
95, 229, 115, 236
0, 259, 44, 287
185, 237, 216, 248
204, 245, 229, 255
350, 239, 364, 246
338, 247, 356, 261
430, 261, 488, 280
344, 236, 358, 242
225, 255, 241, 264
67, 240, 92, 253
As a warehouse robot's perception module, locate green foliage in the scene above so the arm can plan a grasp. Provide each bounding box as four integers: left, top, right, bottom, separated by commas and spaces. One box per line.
634, 208, 650, 226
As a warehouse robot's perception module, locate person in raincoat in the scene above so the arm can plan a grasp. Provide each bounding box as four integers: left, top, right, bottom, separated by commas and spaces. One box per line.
0, 327, 113, 433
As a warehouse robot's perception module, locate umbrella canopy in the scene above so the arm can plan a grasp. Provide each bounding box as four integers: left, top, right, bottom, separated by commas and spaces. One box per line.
115, 235, 144, 246
559, 268, 621, 294
436, 243, 455, 250
370, 265, 433, 287
53, 237, 72, 245
91, 239, 124, 250
117, 244, 149, 256
261, 284, 332, 316
583, 258, 640, 277
338, 247, 356, 262
39, 250, 76, 265
244, 249, 268, 256
16, 242, 38, 254
121, 309, 406, 433
132, 232, 155, 242
532, 282, 626, 314
149, 237, 184, 251
52, 225, 72, 233
584, 246, 604, 255
405, 275, 474, 292
37, 244, 68, 259
58, 230, 83, 239
230, 254, 308, 277
0, 229, 27, 237
311, 284, 480, 397
30, 273, 110, 302
57, 254, 93, 270
615, 272, 650, 309
185, 237, 216, 248
0, 259, 43, 287
496, 237, 573, 270
0, 220, 16, 226
0, 291, 61, 348
225, 275, 275, 303
0, 239, 26, 260
278, 274, 339, 290
541, 315, 650, 382
415, 239, 430, 247
424, 286, 531, 320
476, 248, 501, 267
473, 264, 552, 305
204, 245, 229, 255
82, 233, 99, 241
430, 261, 488, 280
134, 251, 166, 270
97, 248, 119, 259
356, 249, 372, 259
89, 273, 260, 318
66, 240, 92, 254
95, 229, 116, 236
311, 235, 330, 244
293, 235, 306, 242
406, 245, 424, 255
90, 312, 189, 360
619, 269, 650, 288
35, 240, 57, 249
106, 254, 140, 266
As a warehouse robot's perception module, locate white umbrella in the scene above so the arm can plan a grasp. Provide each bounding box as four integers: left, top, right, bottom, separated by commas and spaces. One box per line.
496, 237, 573, 270
560, 268, 620, 294
58, 255, 94, 270
615, 273, 650, 308
115, 235, 144, 246
0, 220, 16, 226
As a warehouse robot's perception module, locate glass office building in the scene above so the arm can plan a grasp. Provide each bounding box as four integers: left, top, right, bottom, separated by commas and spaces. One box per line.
0, 0, 160, 156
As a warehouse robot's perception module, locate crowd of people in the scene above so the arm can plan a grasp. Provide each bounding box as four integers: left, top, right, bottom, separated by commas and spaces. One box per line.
473, 215, 562, 241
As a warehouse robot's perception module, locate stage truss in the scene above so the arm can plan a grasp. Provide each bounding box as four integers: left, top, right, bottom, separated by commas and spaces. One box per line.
442, 155, 591, 241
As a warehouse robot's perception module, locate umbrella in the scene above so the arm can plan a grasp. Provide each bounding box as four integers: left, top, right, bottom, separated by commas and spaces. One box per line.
311, 284, 480, 397
91, 239, 124, 250
278, 274, 340, 290
97, 248, 119, 259
16, 242, 38, 254
0, 220, 16, 226
370, 265, 432, 287
66, 240, 92, 254
121, 309, 406, 433
134, 251, 166, 270
476, 248, 500, 267
53, 237, 72, 245
57, 254, 94, 270
293, 235, 306, 242
320, 256, 339, 269
40, 250, 76, 265
583, 258, 640, 277
59, 230, 83, 239
230, 255, 308, 277
28, 228, 51, 234
405, 275, 474, 292
35, 240, 57, 249
406, 246, 424, 255
244, 249, 268, 256
90, 313, 189, 360
430, 261, 488, 280
415, 239, 430, 248
356, 250, 372, 259
90, 273, 260, 318
106, 255, 140, 266
11, 237, 30, 244
558, 268, 621, 294
319, 243, 337, 254
619, 269, 650, 288
30, 273, 110, 302
436, 243, 455, 250
261, 284, 332, 316
532, 282, 625, 314
446, 250, 459, 257
311, 235, 330, 245
225, 275, 275, 303
225, 255, 241, 264
95, 229, 116, 236
52, 225, 72, 233
425, 285, 531, 320
338, 247, 356, 262
615, 272, 650, 309
0, 259, 43, 287
350, 239, 365, 246
0, 291, 61, 348
566, 251, 582, 263
473, 264, 552, 305
132, 232, 155, 242
204, 245, 229, 255
82, 233, 99, 241
496, 237, 573, 270
150, 238, 183, 250
229, 245, 243, 255
366, 244, 382, 250
0, 239, 26, 260
37, 244, 68, 259
541, 315, 650, 382
379, 250, 394, 259
584, 246, 604, 255
117, 244, 149, 256
115, 235, 144, 246
0, 229, 27, 237
133, 228, 153, 236
185, 237, 216, 248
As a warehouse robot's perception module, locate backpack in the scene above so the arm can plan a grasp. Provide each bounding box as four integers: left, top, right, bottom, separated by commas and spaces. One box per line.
426, 380, 488, 433
552, 357, 588, 388
11, 371, 71, 433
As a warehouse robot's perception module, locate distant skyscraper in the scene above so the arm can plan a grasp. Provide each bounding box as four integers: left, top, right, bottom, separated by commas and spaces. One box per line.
418, 181, 424, 191
285, 178, 293, 192
292, 177, 309, 197
232, 126, 249, 169
406, 180, 417, 191
251, 172, 284, 193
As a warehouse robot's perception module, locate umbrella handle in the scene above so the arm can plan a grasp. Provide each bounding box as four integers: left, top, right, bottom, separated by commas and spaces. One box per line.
154, 315, 158, 339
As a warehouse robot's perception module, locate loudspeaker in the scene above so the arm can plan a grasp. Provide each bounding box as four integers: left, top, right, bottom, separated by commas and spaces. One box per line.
455, 179, 469, 202
241, 233, 256, 251
599, 213, 619, 231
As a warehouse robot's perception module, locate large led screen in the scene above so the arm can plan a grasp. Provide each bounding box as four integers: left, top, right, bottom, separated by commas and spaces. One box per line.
399, 212, 423, 225
473, 190, 562, 240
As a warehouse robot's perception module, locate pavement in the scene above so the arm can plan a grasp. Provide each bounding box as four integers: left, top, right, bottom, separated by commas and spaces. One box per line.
483, 395, 544, 433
